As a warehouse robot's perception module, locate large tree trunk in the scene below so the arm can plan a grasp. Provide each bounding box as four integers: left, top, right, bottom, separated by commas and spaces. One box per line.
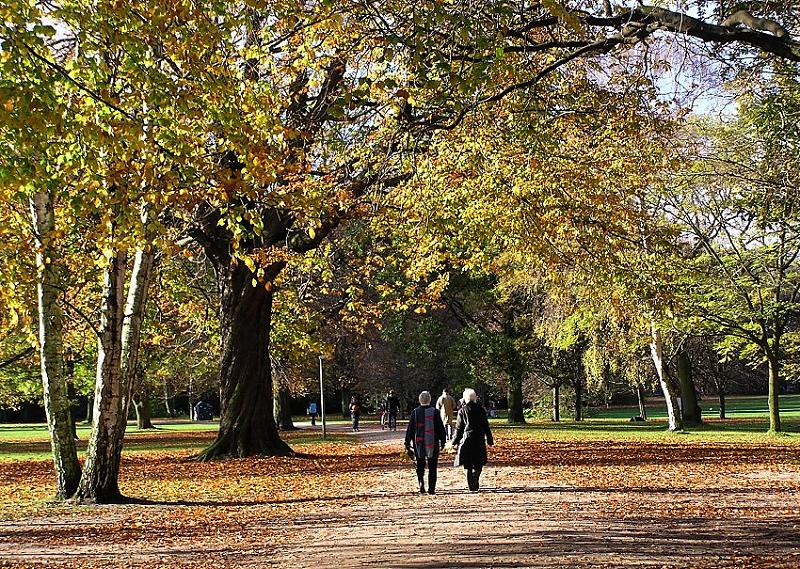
637, 384, 648, 421
767, 351, 781, 433
551, 383, 560, 422
649, 322, 683, 431
676, 351, 702, 426
507, 374, 526, 424
197, 262, 291, 460
77, 238, 155, 503
76, 250, 128, 503
30, 190, 81, 500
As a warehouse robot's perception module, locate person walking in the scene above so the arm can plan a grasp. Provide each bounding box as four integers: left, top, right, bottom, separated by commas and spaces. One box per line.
307, 401, 318, 426
385, 389, 400, 431
349, 396, 361, 432
436, 388, 456, 439
452, 388, 494, 492
405, 391, 446, 494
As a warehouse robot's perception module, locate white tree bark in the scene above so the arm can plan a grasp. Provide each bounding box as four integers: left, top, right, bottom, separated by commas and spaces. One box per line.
119, 244, 156, 432
76, 248, 128, 502
30, 190, 81, 499
649, 321, 683, 431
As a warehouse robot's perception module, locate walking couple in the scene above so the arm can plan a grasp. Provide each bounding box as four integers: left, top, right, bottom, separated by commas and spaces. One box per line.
404, 388, 494, 495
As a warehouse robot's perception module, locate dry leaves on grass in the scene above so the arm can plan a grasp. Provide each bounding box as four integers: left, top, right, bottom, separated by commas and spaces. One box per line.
2, 428, 800, 569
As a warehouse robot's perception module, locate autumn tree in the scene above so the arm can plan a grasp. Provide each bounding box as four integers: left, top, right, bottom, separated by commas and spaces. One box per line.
669, 83, 800, 433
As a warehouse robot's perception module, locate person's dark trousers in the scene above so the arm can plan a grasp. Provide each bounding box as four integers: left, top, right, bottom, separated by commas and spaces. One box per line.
416, 455, 439, 494
352, 414, 360, 431
466, 466, 482, 491
388, 412, 397, 430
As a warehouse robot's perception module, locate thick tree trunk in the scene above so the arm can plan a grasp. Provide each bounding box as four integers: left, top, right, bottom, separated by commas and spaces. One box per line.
573, 378, 583, 422
77, 238, 154, 503
637, 384, 648, 421
30, 190, 81, 500
649, 322, 683, 431
551, 384, 560, 422
197, 262, 291, 460
677, 351, 702, 426
507, 374, 526, 424
76, 250, 128, 503
767, 352, 781, 433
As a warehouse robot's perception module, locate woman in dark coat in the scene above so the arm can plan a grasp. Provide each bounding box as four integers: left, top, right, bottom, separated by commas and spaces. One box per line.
452, 388, 494, 491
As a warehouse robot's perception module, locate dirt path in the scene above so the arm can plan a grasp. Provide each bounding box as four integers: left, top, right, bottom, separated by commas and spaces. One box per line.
1, 428, 800, 568
270, 429, 800, 568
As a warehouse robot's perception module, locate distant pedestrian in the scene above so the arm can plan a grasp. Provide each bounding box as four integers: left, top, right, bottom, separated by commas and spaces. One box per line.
436, 388, 456, 439
405, 391, 446, 494
452, 388, 494, 492
385, 390, 400, 431
307, 401, 318, 426
349, 396, 361, 432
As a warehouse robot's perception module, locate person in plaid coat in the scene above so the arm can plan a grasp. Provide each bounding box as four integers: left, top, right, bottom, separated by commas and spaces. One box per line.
405, 391, 446, 495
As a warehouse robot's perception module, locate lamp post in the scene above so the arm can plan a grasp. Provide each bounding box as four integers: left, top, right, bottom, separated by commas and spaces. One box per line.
319, 355, 327, 440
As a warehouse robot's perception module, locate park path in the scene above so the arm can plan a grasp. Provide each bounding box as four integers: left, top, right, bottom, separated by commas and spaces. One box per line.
266, 427, 800, 569
1, 424, 800, 568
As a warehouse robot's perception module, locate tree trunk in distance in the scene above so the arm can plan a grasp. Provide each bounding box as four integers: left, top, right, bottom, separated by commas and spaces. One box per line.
341, 388, 351, 419
507, 374, 526, 424
30, 190, 81, 500
188, 378, 195, 421
163, 379, 174, 417
84, 394, 94, 424
134, 397, 154, 430
649, 322, 683, 431
76, 250, 128, 503
573, 379, 583, 422
637, 384, 648, 421
718, 389, 726, 420
551, 384, 560, 422
767, 352, 781, 433
677, 351, 702, 426
274, 375, 296, 431
197, 263, 291, 460
133, 375, 155, 430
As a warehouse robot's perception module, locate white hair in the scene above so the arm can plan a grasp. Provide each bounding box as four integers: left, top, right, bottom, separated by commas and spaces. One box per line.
462, 388, 477, 403
419, 391, 432, 405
